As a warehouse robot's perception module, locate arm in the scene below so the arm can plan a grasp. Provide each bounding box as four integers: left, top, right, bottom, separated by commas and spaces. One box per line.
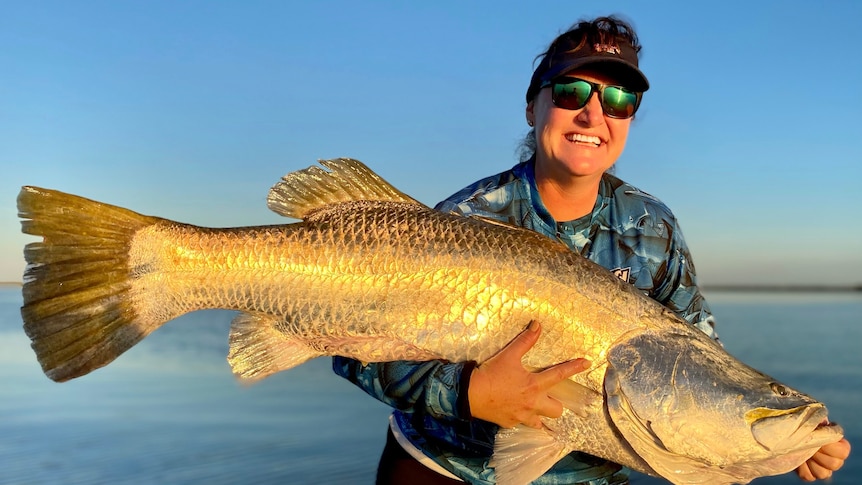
652, 221, 719, 340
333, 323, 590, 429
332, 357, 476, 421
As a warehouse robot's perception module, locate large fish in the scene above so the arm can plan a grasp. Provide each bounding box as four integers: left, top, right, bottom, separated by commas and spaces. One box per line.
18, 158, 842, 485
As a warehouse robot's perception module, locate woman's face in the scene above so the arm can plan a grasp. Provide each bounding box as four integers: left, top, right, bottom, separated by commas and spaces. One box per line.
527, 69, 633, 182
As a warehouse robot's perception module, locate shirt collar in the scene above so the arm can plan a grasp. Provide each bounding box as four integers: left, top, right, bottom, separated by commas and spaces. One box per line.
519, 156, 609, 230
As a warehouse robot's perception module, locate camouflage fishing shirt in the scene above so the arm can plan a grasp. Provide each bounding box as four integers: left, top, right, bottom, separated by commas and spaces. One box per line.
333, 159, 717, 484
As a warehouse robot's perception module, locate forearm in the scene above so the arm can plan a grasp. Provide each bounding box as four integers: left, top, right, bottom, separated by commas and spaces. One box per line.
332, 356, 476, 420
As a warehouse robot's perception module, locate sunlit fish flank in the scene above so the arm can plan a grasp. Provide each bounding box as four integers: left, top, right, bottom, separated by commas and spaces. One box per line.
17, 158, 843, 485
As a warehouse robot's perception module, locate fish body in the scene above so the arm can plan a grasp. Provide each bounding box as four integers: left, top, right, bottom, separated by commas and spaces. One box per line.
18, 159, 843, 485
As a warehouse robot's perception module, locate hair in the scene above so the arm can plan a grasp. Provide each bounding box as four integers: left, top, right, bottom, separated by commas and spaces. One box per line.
518, 15, 643, 163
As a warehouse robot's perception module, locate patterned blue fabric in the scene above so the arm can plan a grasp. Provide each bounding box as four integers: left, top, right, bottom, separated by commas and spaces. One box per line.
333, 159, 717, 484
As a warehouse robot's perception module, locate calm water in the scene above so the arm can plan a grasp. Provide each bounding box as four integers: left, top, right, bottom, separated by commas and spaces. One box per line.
0, 287, 859, 485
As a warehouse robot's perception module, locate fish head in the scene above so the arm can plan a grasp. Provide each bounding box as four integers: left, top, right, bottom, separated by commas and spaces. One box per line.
603, 327, 844, 485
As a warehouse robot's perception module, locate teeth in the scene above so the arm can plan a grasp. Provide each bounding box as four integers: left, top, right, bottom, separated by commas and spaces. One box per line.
567, 133, 601, 145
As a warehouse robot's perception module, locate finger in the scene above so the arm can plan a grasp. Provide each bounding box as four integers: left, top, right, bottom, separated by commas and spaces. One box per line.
819, 438, 851, 460
536, 395, 565, 420
811, 448, 844, 472
805, 459, 833, 480
796, 462, 815, 482
501, 320, 542, 360
535, 358, 592, 389
524, 415, 544, 430
796, 463, 817, 482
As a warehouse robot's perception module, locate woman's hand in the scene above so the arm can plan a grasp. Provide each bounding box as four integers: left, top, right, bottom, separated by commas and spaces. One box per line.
468, 321, 590, 429
795, 437, 851, 481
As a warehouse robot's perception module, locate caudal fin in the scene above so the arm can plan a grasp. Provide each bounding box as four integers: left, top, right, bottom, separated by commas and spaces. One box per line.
18, 186, 163, 382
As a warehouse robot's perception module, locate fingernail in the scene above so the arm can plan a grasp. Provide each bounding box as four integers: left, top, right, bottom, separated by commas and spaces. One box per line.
529, 321, 539, 332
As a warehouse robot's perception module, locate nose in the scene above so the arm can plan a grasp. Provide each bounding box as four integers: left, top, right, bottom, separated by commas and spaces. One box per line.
576, 93, 605, 126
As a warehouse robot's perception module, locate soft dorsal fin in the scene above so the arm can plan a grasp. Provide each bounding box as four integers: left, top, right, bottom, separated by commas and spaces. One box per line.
267, 158, 420, 220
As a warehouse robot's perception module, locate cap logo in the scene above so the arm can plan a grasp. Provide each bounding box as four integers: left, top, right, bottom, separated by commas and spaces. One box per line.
593, 43, 621, 55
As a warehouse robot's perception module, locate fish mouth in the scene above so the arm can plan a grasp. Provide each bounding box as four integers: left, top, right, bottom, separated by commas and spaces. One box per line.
748, 404, 843, 452
806, 419, 844, 447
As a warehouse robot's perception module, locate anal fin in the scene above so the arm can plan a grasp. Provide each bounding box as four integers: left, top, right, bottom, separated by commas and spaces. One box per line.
227, 312, 321, 382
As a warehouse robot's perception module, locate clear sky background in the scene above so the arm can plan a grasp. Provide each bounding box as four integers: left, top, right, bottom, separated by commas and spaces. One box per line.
1, 1, 860, 286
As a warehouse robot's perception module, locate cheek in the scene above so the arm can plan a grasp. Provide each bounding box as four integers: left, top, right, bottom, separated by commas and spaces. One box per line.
538, 109, 573, 141
608, 120, 632, 150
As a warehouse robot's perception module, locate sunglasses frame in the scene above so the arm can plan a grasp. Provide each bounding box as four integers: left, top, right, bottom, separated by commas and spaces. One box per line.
540, 77, 642, 119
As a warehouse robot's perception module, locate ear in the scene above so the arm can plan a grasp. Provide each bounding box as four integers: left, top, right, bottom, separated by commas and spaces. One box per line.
526, 101, 535, 126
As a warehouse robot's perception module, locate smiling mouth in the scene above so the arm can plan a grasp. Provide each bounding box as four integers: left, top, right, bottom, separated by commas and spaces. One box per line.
566, 133, 602, 147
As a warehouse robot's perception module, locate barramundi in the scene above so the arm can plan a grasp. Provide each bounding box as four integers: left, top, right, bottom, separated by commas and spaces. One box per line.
18, 158, 843, 485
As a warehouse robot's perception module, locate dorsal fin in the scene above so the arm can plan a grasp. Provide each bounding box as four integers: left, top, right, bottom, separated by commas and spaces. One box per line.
267, 158, 419, 219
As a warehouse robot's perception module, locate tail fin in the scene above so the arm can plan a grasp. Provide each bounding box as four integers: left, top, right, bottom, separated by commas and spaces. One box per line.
18, 186, 163, 382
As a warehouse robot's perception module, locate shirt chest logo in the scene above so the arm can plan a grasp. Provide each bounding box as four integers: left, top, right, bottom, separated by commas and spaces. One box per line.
612, 267, 631, 283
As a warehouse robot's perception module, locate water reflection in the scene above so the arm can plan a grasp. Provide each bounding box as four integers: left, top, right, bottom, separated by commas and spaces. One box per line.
2, 289, 859, 484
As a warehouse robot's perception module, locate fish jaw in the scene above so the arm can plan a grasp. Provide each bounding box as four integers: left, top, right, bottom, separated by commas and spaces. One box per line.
743, 407, 845, 477
748, 404, 828, 451
695, 420, 844, 485
603, 326, 844, 485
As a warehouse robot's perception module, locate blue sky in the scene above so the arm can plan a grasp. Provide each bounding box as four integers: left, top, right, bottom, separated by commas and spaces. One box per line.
2, 1, 861, 285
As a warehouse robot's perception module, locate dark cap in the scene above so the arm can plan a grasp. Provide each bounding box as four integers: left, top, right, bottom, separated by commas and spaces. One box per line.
526, 40, 649, 102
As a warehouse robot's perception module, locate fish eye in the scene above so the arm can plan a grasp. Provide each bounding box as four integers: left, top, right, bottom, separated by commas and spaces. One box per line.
770, 382, 789, 397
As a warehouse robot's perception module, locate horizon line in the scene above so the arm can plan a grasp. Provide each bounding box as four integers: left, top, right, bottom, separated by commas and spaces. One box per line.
702, 284, 862, 292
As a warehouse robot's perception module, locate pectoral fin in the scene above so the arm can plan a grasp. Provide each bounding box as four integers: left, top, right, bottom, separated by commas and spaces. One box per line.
548, 379, 602, 417
491, 425, 570, 485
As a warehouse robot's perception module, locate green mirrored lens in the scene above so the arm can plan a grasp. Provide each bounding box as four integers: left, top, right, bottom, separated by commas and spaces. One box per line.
601, 86, 638, 118
552, 80, 593, 110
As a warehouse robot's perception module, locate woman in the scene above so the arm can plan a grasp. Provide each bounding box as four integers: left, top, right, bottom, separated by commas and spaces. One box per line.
334, 15, 850, 484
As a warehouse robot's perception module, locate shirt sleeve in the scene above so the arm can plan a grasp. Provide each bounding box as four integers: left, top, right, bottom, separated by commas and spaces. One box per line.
332, 357, 477, 421
654, 221, 719, 341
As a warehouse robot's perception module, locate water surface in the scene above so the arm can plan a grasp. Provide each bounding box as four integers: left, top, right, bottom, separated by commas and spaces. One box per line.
1, 288, 858, 484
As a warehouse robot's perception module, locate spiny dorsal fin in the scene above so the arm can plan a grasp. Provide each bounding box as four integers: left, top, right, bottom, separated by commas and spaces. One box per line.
267, 158, 419, 220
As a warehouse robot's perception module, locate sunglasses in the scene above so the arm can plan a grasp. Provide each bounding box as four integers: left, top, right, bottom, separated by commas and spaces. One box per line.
540, 77, 642, 119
